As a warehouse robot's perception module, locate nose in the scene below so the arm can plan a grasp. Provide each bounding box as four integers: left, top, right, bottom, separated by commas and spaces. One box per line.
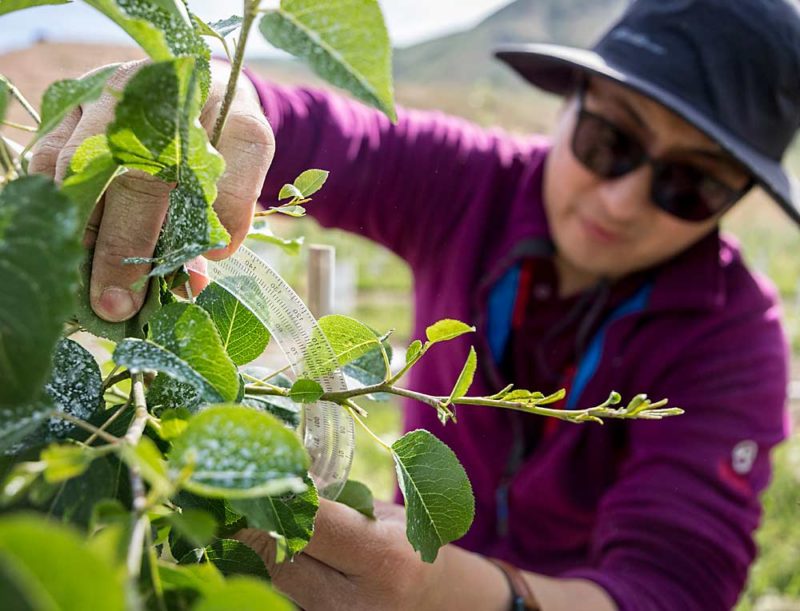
594, 165, 652, 224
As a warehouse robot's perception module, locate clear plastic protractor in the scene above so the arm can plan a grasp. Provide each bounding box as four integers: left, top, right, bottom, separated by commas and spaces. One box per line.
203, 246, 355, 500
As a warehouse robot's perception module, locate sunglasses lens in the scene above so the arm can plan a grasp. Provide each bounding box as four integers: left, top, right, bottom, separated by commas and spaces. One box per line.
572, 111, 644, 178
652, 163, 734, 221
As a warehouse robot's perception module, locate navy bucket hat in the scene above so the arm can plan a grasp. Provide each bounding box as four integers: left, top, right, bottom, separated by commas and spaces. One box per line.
495, 0, 800, 225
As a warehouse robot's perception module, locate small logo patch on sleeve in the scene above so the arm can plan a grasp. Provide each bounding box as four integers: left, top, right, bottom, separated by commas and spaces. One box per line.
731, 440, 758, 475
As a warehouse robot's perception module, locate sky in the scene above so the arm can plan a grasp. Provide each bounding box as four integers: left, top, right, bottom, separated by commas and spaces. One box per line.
0, 0, 514, 56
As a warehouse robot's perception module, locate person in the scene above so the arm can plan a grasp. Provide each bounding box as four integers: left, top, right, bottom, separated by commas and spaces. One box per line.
28, 0, 800, 609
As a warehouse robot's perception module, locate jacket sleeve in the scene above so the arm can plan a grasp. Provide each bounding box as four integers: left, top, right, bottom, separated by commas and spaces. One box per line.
562, 298, 789, 610
243, 68, 525, 270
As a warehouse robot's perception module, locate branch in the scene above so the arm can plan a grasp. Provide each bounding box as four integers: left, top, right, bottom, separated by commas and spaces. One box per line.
125, 373, 150, 582
246, 380, 682, 425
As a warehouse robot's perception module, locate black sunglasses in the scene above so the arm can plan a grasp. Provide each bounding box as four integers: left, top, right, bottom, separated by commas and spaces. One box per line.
571, 84, 753, 222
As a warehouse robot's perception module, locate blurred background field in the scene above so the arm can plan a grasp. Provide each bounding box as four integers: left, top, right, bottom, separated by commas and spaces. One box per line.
0, 0, 798, 607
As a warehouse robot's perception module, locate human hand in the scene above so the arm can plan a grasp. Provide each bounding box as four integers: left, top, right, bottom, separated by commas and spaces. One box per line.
235, 499, 452, 611
28, 59, 274, 321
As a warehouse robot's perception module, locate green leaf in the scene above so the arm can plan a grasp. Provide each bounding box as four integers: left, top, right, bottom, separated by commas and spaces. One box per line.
40, 444, 94, 483
197, 282, 271, 366
0, 0, 70, 16
0, 176, 83, 407
207, 15, 243, 37
0, 462, 43, 507
107, 58, 191, 175
193, 577, 293, 611
0, 514, 126, 610
108, 58, 227, 275
230, 477, 318, 560
502, 389, 544, 402
448, 346, 477, 403
335, 479, 375, 519
158, 407, 191, 440
113, 0, 212, 100
194, 14, 242, 47
180, 539, 268, 580
121, 437, 172, 497
147, 374, 202, 413
241, 395, 301, 429
114, 338, 225, 404
293, 168, 328, 197
0, 405, 49, 454
288, 378, 324, 404
280, 169, 329, 199
148, 165, 228, 277
278, 182, 304, 201
247, 220, 304, 256
241, 372, 299, 427
317, 314, 381, 367
270, 204, 306, 217
49, 457, 116, 528
392, 429, 474, 563
259, 0, 396, 120
405, 339, 423, 365
41, 338, 104, 442
83, 0, 172, 60
168, 406, 309, 499
149, 0, 191, 27
37, 67, 116, 140
168, 508, 217, 548
158, 561, 224, 596
150, 302, 240, 402
425, 319, 475, 345
342, 339, 392, 400
61, 135, 123, 218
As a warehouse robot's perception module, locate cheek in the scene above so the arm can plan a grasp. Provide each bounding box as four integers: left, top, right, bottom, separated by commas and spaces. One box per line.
636, 216, 718, 266
544, 135, 595, 221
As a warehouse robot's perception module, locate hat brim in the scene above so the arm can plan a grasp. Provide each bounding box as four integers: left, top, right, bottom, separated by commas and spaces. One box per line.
495, 43, 800, 225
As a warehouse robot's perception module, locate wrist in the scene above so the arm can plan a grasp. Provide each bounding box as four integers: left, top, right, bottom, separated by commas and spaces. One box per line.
489, 558, 541, 611
426, 545, 515, 611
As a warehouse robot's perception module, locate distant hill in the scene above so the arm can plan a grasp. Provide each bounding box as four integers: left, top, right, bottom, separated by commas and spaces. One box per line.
392, 0, 628, 88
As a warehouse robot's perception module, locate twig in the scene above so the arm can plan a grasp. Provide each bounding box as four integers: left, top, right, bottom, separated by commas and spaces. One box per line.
344, 400, 391, 452
102, 368, 131, 392
48, 410, 120, 444
1, 120, 37, 132
211, 0, 261, 147
85, 399, 131, 446
6, 80, 40, 125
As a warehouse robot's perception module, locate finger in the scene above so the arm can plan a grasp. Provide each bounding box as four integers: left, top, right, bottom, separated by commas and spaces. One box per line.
54, 62, 143, 184
90, 170, 171, 321
204, 86, 274, 260
302, 499, 382, 575
235, 528, 354, 609
28, 106, 81, 180
373, 500, 405, 521
171, 257, 209, 299
82, 195, 105, 249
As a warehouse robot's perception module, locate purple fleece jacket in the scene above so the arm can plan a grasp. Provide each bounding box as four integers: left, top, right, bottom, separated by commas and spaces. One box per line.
246, 73, 790, 611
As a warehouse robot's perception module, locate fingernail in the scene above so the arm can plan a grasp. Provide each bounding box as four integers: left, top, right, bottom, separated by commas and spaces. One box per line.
97, 287, 136, 322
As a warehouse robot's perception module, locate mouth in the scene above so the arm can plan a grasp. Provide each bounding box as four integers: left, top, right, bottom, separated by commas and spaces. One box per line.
579, 216, 623, 243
